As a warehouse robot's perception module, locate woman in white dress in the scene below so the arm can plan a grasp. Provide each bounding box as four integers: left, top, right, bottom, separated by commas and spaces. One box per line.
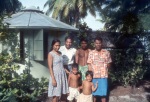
48, 39, 69, 102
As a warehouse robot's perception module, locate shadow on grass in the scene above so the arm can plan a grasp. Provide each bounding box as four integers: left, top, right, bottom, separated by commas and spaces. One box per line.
142, 80, 150, 102
107, 79, 120, 102
107, 79, 150, 102
146, 95, 150, 102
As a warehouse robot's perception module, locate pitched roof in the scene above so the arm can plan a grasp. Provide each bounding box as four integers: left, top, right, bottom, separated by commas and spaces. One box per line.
3, 6, 78, 31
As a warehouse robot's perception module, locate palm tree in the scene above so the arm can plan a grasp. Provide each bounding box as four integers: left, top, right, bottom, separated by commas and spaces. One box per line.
0, 0, 22, 16
99, 0, 150, 33
44, 0, 97, 27
0, 0, 22, 38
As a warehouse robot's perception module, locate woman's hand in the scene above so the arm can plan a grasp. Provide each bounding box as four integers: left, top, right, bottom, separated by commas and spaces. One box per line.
64, 68, 70, 75
52, 79, 57, 87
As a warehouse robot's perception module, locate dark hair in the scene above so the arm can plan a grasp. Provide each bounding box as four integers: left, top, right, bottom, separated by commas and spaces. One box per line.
86, 71, 93, 78
80, 38, 88, 44
72, 63, 78, 70
65, 36, 73, 42
50, 39, 60, 51
94, 37, 103, 42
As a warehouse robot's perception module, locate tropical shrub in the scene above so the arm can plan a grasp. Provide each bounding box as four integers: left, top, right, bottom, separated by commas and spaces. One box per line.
0, 52, 48, 102
0, 16, 48, 101
109, 48, 147, 87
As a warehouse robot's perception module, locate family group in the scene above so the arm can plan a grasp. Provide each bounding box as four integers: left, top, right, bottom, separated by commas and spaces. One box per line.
47, 36, 112, 102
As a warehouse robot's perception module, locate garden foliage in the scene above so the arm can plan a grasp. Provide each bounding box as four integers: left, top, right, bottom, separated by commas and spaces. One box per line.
0, 20, 48, 102
76, 23, 148, 87
109, 48, 147, 86
0, 53, 48, 102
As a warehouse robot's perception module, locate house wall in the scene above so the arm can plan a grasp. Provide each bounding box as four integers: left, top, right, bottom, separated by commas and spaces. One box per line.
22, 29, 49, 79
47, 31, 67, 51
20, 30, 68, 79
23, 29, 44, 61
0, 30, 68, 79
17, 60, 49, 79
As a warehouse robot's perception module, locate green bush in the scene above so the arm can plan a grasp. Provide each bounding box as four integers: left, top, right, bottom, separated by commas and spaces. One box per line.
109, 48, 147, 87
0, 52, 48, 102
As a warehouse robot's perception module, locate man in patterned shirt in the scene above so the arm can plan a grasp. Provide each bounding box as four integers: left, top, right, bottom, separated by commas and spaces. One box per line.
87, 37, 112, 102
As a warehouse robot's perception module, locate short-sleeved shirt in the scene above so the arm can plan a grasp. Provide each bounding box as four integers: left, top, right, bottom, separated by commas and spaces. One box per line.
87, 49, 112, 78
59, 45, 76, 65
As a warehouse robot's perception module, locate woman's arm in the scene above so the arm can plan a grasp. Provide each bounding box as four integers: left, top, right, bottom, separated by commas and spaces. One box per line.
48, 53, 57, 87
64, 65, 70, 74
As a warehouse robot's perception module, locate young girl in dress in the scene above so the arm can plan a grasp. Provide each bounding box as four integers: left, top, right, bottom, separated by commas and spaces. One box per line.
77, 71, 98, 102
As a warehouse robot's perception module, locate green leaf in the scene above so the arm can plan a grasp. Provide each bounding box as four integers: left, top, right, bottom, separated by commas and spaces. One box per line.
12, 88, 19, 94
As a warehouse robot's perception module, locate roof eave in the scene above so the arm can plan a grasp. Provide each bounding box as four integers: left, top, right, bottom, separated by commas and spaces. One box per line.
5, 26, 79, 32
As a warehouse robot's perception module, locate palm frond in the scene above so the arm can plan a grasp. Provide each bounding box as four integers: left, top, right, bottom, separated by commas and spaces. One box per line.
44, 0, 51, 8
63, 4, 69, 17
86, 0, 96, 17
52, 0, 67, 19
78, 0, 84, 13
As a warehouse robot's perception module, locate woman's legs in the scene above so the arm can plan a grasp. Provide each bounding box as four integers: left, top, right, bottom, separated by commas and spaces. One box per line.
52, 96, 59, 102
60, 94, 67, 102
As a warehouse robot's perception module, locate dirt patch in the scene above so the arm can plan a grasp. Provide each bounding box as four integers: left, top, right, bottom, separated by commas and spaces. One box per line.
109, 80, 150, 96
38, 80, 150, 102
110, 85, 145, 96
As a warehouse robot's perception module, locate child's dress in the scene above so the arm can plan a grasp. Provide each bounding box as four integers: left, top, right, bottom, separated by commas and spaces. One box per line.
77, 93, 93, 102
48, 52, 69, 97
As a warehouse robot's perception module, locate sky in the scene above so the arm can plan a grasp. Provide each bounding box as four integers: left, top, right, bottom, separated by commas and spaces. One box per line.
19, 0, 104, 30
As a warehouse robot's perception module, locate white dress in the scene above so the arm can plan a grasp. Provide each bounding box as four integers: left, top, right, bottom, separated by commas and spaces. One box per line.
48, 52, 69, 97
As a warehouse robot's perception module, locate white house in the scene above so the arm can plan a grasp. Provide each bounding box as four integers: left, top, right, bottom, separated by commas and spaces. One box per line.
2, 6, 78, 79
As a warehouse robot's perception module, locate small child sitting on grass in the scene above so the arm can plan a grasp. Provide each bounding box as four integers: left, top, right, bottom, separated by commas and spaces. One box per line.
77, 71, 98, 102
67, 63, 81, 102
